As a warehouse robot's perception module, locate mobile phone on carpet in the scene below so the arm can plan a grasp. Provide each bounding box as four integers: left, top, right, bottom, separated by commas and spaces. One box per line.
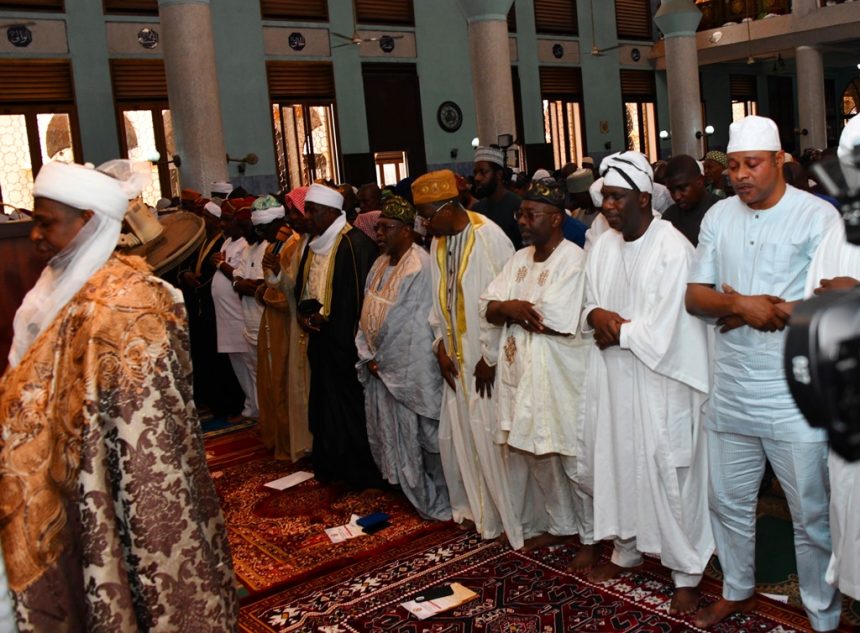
414, 585, 454, 603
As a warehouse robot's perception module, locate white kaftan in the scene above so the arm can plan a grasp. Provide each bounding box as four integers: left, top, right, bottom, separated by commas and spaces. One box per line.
480, 240, 593, 539
428, 212, 522, 547
580, 218, 714, 579
211, 237, 248, 353
805, 221, 860, 600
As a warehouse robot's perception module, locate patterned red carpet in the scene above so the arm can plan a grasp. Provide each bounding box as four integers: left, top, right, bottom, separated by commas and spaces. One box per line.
238, 530, 856, 633
205, 429, 447, 595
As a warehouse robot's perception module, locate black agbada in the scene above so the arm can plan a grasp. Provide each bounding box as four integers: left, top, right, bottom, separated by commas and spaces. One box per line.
295, 226, 383, 488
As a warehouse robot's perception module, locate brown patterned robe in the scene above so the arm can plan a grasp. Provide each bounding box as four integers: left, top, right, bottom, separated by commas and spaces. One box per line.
0, 255, 237, 632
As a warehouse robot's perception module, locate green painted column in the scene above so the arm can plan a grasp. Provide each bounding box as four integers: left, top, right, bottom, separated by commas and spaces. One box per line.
65, 2, 120, 163
514, 0, 545, 144
576, 0, 625, 157
328, 0, 369, 155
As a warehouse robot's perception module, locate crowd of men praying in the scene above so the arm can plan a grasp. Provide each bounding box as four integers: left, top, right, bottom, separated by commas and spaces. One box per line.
0, 113, 858, 631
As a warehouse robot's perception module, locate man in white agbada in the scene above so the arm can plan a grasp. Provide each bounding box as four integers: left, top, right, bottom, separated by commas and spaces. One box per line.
580, 151, 714, 616
802, 115, 860, 602
480, 178, 595, 558
211, 197, 257, 419
411, 170, 523, 549
686, 116, 841, 630
355, 194, 451, 521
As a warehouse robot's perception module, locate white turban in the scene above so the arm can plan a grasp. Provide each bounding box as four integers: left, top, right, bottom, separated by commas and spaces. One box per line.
204, 201, 222, 218
589, 177, 604, 207
251, 205, 285, 225
211, 181, 233, 195
305, 183, 344, 211
34, 162, 133, 221
599, 151, 654, 194
727, 115, 781, 154
11, 160, 149, 368
474, 146, 505, 167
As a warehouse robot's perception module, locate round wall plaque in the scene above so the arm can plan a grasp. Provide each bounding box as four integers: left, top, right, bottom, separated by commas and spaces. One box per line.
437, 101, 463, 133
137, 27, 159, 50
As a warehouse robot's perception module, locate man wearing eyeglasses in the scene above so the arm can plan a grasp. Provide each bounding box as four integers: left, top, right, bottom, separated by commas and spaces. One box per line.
481, 178, 595, 560
411, 170, 522, 548
355, 193, 451, 521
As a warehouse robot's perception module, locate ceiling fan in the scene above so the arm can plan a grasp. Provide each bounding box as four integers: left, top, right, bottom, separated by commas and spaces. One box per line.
587, 0, 621, 56
330, 31, 405, 49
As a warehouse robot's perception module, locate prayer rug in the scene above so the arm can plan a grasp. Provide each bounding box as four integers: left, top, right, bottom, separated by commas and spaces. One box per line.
238, 531, 856, 633
207, 431, 449, 595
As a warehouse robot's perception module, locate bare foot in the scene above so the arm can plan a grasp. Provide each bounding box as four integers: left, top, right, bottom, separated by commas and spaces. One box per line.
523, 533, 568, 552
694, 596, 757, 629
456, 519, 475, 532
566, 543, 600, 572
588, 561, 638, 583
669, 587, 700, 616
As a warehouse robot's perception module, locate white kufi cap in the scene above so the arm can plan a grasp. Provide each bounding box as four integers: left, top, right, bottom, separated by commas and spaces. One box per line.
727, 115, 781, 154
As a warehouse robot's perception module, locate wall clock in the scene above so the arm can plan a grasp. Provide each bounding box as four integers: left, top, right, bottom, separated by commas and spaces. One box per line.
437, 101, 463, 133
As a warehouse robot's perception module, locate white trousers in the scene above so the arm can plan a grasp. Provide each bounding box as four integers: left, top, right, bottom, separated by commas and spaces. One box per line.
508, 451, 593, 542
609, 536, 702, 588
228, 347, 258, 418
707, 431, 841, 632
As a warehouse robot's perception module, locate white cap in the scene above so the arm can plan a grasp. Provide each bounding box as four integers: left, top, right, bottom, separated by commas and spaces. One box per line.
305, 183, 344, 210
204, 200, 222, 218
727, 115, 781, 154
211, 181, 233, 195
532, 168, 552, 180
474, 146, 504, 167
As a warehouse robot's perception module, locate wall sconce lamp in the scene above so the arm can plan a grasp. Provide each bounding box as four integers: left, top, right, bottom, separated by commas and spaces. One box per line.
695, 125, 716, 139
497, 133, 514, 150
148, 152, 182, 168
659, 129, 671, 140
226, 152, 258, 174
794, 128, 809, 136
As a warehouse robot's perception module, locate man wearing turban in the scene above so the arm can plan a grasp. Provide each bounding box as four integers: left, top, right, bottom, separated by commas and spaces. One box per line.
686, 116, 841, 630
294, 184, 382, 488
0, 161, 236, 630
579, 151, 714, 616
355, 193, 451, 520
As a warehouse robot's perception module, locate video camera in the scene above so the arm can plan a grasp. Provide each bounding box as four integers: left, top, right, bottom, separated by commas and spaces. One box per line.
784, 140, 860, 462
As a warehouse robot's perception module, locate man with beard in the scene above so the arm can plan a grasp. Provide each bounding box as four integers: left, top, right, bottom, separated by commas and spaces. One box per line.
356, 193, 451, 520
295, 184, 382, 488
661, 154, 720, 246
473, 146, 522, 249
481, 178, 594, 557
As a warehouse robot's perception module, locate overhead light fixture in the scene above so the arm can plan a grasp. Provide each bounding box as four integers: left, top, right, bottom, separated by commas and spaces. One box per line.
659, 129, 671, 140
705, 125, 715, 135
471, 137, 479, 148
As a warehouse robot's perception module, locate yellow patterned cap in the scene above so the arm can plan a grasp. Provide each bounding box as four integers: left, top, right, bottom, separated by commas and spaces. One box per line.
411, 170, 458, 205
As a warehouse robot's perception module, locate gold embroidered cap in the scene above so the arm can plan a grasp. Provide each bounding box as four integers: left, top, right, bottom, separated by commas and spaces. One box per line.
412, 170, 458, 205
380, 192, 416, 224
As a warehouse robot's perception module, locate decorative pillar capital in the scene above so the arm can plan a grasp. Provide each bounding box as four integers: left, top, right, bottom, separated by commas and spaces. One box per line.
654, 0, 702, 38
456, 0, 514, 22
